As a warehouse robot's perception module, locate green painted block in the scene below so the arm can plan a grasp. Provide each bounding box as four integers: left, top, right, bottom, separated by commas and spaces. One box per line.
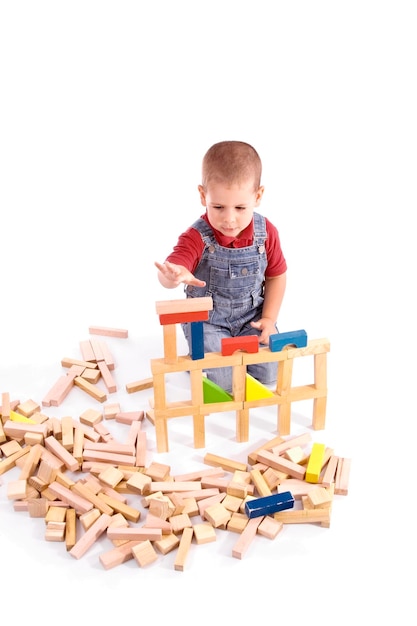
203, 377, 233, 403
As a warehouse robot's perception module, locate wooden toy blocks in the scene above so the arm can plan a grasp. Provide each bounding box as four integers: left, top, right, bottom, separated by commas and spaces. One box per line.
89, 326, 128, 338
269, 329, 308, 352
305, 442, 326, 483
0, 400, 350, 569
149, 299, 330, 452
221, 335, 259, 356
244, 491, 295, 519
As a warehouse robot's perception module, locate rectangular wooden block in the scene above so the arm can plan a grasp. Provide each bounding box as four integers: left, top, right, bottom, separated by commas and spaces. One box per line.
89, 326, 128, 338
74, 377, 107, 403
244, 491, 294, 518
305, 442, 326, 483
155, 296, 213, 316
159, 310, 209, 325
256, 449, 306, 480
174, 526, 194, 571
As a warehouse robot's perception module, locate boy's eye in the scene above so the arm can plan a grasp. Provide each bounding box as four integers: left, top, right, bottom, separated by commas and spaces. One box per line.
212, 205, 246, 210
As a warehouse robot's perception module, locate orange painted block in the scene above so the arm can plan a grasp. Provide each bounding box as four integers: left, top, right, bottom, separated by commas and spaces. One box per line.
159, 310, 209, 325
221, 335, 259, 356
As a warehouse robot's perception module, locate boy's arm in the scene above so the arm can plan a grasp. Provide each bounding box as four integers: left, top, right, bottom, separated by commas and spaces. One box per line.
155, 260, 206, 289
250, 272, 287, 344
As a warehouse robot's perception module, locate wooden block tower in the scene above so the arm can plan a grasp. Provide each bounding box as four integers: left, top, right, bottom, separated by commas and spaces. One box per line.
150, 297, 330, 453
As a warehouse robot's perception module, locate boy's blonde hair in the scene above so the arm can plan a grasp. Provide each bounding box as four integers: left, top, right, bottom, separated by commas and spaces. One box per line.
201, 141, 262, 190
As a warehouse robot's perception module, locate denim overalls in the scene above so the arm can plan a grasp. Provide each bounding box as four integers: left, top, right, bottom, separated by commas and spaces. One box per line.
182, 211, 278, 392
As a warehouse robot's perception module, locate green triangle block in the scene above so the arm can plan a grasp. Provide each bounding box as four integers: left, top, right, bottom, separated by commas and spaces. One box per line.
203, 377, 233, 403
245, 374, 275, 401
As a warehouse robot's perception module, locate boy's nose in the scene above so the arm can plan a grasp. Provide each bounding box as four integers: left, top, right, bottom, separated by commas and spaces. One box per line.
223, 209, 236, 223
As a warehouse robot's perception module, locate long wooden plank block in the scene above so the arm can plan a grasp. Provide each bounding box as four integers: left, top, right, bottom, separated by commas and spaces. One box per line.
256, 449, 306, 480
48, 481, 94, 515
44, 436, 80, 472
69, 513, 112, 559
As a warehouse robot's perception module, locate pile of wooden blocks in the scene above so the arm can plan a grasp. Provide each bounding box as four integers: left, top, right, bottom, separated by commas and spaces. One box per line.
1, 394, 351, 569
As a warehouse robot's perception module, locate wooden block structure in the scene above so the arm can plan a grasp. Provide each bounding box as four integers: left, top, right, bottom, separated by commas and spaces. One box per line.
151, 298, 330, 453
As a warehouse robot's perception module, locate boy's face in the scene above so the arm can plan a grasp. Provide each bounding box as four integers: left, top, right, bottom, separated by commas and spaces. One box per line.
198, 180, 264, 238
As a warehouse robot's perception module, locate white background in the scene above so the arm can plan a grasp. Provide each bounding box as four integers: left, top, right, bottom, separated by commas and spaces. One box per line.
0, 1, 416, 622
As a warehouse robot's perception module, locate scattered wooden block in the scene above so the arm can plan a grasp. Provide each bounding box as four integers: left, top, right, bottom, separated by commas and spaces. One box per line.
174, 526, 194, 571
203, 452, 247, 473
115, 411, 144, 424
81, 368, 101, 384
7, 479, 28, 500
103, 402, 120, 419
17, 399, 40, 417
154, 533, 180, 555
335, 457, 351, 495
257, 517, 283, 539
244, 491, 294, 519
305, 443, 326, 483
131, 540, 158, 567
125, 378, 154, 394
204, 503, 231, 528
98, 362, 117, 394
89, 326, 128, 338
0, 327, 347, 572
306, 486, 333, 509
193, 522, 217, 544
232, 516, 264, 559
45, 521, 66, 542
74, 377, 107, 403
69, 513, 112, 559
1, 439, 23, 457
80, 408, 102, 427
227, 512, 249, 533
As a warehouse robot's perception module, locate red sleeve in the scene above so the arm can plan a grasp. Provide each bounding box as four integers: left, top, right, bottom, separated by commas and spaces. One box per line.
165, 226, 205, 273
265, 218, 287, 277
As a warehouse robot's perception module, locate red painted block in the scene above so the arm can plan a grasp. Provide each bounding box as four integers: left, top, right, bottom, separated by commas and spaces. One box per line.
221, 335, 259, 356
159, 310, 209, 325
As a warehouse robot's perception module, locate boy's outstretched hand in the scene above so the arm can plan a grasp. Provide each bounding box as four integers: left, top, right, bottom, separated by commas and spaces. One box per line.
155, 261, 206, 289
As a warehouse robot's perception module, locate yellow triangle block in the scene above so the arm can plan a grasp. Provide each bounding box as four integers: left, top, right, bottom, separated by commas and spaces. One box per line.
245, 374, 275, 401
10, 410, 36, 424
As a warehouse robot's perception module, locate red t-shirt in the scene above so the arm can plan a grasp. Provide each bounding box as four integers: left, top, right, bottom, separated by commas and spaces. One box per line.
165, 213, 287, 278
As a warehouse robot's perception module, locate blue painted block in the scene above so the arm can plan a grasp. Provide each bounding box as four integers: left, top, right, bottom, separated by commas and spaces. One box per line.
244, 491, 295, 519
190, 321, 204, 360
269, 329, 308, 353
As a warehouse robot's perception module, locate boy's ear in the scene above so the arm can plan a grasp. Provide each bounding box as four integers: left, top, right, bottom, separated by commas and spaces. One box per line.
255, 185, 265, 206
198, 185, 206, 206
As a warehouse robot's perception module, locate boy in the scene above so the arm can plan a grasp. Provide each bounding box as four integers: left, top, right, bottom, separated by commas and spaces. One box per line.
155, 140, 287, 393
